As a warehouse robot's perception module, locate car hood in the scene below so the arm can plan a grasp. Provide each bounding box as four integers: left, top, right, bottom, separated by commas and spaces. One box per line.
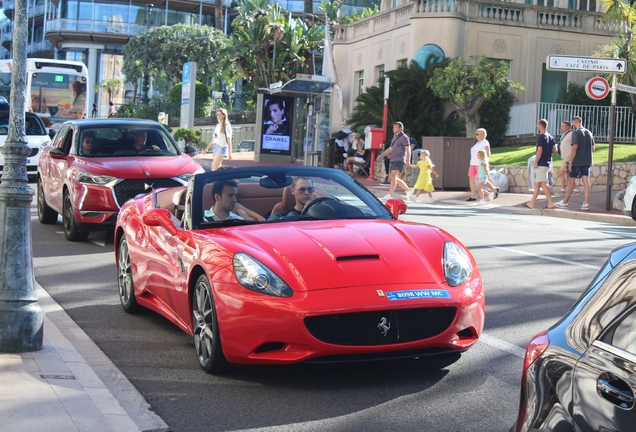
215, 220, 447, 291
74, 155, 202, 178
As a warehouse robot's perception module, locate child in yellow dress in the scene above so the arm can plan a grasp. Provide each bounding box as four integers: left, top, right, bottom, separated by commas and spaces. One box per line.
410, 150, 439, 203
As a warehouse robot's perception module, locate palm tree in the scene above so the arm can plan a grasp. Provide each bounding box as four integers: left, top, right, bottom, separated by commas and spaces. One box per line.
216, 0, 224, 32
97, 79, 122, 102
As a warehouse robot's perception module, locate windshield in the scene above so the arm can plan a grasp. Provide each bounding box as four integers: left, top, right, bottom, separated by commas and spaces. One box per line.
30, 73, 88, 121
76, 126, 181, 157
0, 113, 46, 136
187, 167, 393, 229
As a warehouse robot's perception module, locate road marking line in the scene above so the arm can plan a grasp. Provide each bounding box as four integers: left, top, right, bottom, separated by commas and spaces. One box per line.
480, 333, 525, 358
490, 246, 601, 269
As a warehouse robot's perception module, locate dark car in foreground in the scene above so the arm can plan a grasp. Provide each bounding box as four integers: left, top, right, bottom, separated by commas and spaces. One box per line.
512, 243, 636, 432
37, 118, 203, 241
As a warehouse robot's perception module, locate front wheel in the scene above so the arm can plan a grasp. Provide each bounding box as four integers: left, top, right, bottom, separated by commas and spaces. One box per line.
63, 192, 89, 242
37, 178, 58, 224
117, 236, 141, 313
192, 275, 231, 374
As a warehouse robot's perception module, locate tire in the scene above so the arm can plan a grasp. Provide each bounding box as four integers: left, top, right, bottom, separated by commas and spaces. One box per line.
631, 199, 636, 222
192, 274, 231, 374
62, 192, 89, 242
37, 178, 58, 224
117, 236, 141, 313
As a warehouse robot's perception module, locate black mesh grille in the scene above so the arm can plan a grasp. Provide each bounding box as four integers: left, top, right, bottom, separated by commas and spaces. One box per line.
304, 307, 457, 346
113, 178, 182, 207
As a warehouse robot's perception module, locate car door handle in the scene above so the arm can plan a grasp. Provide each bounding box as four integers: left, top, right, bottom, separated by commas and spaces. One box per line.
597, 378, 635, 407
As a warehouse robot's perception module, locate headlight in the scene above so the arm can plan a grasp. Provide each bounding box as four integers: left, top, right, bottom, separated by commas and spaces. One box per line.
233, 253, 293, 297
443, 242, 472, 287
76, 171, 117, 185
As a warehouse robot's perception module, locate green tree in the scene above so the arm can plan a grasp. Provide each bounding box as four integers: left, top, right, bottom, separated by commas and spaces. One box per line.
428, 56, 523, 137
95, 79, 122, 102
122, 24, 232, 89
173, 128, 203, 149
231, 0, 324, 98
478, 81, 516, 147
348, 60, 464, 144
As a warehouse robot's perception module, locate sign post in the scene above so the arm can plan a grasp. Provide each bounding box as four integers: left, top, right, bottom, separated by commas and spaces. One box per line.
547, 55, 626, 211
180, 62, 196, 129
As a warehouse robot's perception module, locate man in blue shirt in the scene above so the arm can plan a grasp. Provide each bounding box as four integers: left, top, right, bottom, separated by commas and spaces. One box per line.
525, 119, 556, 209
377, 122, 413, 200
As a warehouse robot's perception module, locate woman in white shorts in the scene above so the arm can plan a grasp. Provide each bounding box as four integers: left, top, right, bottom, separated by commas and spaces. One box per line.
203, 108, 233, 171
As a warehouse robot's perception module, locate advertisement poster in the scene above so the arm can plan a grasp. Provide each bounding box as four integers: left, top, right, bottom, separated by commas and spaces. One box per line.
261, 95, 294, 155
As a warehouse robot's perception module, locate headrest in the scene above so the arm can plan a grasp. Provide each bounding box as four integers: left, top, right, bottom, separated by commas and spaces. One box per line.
281, 186, 295, 210
201, 183, 214, 213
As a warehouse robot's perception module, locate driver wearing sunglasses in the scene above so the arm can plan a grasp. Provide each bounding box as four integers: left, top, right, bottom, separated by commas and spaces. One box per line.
269, 176, 314, 219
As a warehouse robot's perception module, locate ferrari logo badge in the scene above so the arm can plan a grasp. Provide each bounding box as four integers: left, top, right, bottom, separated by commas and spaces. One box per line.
377, 290, 384, 296
377, 317, 390, 336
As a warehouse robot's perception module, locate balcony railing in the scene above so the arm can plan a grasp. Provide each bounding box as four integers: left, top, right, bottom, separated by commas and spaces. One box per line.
28, 3, 46, 19
333, 0, 611, 41
27, 40, 54, 55
45, 19, 158, 36
507, 102, 636, 144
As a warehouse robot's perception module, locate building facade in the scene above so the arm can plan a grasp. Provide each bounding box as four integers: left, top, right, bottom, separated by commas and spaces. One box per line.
331, 0, 619, 131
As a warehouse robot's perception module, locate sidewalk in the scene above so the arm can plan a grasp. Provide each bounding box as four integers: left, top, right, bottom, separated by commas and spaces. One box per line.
1, 154, 632, 432
0, 285, 168, 432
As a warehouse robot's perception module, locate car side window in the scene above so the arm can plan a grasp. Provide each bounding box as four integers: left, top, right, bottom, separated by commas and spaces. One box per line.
607, 308, 636, 356
53, 126, 69, 149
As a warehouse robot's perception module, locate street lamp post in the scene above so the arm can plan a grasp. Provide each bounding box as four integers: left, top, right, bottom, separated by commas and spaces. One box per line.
0, 0, 43, 352
140, 4, 153, 104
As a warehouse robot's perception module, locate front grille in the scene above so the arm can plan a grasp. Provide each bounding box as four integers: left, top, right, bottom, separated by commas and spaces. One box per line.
113, 178, 182, 207
304, 307, 457, 346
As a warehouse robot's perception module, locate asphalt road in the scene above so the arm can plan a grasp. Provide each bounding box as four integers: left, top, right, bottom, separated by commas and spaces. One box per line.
30, 198, 636, 432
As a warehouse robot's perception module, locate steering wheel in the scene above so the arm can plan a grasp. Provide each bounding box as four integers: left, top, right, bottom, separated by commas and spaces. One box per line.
301, 197, 337, 215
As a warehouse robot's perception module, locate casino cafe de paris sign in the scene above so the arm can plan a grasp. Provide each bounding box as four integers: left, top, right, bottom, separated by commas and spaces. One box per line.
547, 55, 626, 74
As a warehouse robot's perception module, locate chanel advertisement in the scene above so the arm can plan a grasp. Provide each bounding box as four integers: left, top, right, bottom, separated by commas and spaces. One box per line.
261, 95, 294, 155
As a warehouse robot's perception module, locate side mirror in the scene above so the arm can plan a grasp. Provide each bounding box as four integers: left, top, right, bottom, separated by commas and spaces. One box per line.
48, 129, 57, 140
385, 198, 408, 218
183, 145, 198, 157
49, 148, 67, 160
142, 208, 178, 236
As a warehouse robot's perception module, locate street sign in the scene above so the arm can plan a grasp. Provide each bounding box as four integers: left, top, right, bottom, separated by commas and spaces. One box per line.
617, 83, 636, 94
546, 55, 626, 74
585, 77, 610, 100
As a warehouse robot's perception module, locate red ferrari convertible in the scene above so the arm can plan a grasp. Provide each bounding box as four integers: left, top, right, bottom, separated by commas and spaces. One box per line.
115, 166, 485, 373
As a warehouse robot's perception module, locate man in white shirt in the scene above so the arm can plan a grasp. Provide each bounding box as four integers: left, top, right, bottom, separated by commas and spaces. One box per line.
203, 180, 244, 221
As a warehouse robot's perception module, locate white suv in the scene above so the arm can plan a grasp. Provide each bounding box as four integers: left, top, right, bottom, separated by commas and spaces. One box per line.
0, 111, 51, 181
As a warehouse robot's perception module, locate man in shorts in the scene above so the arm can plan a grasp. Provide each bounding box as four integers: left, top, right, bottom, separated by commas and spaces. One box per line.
555, 116, 595, 211
525, 119, 556, 209
378, 122, 412, 200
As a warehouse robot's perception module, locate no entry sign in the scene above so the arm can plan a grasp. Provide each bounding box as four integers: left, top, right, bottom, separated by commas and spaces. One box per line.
585, 77, 610, 100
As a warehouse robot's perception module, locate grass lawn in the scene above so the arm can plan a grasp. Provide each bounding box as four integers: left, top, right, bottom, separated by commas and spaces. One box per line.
490, 143, 636, 167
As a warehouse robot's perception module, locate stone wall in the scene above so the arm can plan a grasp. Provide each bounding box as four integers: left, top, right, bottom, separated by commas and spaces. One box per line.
373, 160, 636, 193
493, 162, 636, 193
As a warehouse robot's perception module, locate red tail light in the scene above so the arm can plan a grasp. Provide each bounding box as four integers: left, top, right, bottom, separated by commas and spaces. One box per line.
523, 330, 549, 372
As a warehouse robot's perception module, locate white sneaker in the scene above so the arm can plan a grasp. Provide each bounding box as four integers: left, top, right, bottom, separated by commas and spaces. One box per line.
428, 197, 435, 204
382, 194, 392, 200
405, 188, 414, 198
477, 199, 487, 205
554, 200, 568, 208
410, 195, 418, 202
488, 192, 494, 201
560, 188, 566, 193
581, 203, 590, 211
573, 188, 581, 194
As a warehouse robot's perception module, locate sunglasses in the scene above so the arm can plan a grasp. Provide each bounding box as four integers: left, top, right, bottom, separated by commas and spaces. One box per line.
83, 140, 93, 144
297, 187, 315, 194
